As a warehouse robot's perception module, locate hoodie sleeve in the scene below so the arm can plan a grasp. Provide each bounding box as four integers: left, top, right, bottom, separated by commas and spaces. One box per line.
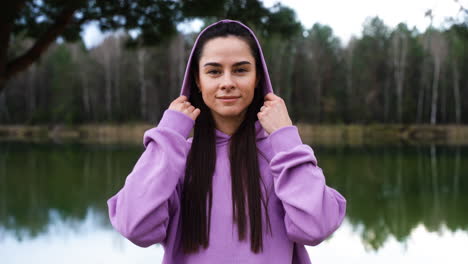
268, 126, 346, 246
107, 109, 193, 247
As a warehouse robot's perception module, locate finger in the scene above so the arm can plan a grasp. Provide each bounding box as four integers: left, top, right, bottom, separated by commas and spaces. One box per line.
171, 96, 187, 108
191, 108, 201, 120
176, 95, 188, 102
264, 92, 276, 100
187, 105, 195, 112
265, 93, 283, 103
183, 104, 195, 113
257, 111, 265, 119
181, 101, 191, 110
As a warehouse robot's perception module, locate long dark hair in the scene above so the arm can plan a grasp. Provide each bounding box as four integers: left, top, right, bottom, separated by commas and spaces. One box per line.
181, 22, 272, 254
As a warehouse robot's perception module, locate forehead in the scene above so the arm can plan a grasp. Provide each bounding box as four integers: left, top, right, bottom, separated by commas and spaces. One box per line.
199, 36, 254, 64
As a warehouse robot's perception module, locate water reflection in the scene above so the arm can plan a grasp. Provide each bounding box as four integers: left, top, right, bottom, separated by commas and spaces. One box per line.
0, 142, 136, 240
0, 141, 467, 263
314, 144, 468, 251
0, 208, 164, 264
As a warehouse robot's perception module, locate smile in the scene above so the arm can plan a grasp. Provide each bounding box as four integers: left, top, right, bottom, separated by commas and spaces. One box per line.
217, 96, 240, 103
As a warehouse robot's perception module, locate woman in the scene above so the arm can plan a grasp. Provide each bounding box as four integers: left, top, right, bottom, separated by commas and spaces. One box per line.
107, 19, 346, 264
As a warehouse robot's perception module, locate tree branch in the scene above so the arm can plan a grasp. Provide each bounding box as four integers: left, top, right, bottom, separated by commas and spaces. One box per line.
5, 6, 78, 80
0, 1, 27, 90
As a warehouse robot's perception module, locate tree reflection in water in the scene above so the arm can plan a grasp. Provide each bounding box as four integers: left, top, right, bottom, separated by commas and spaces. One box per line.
0, 141, 467, 252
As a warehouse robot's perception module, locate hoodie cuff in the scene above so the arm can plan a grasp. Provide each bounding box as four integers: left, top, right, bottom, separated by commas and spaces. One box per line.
269, 126, 303, 155
157, 109, 194, 138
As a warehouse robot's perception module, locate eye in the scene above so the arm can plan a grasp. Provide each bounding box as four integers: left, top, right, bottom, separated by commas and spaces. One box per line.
207, 69, 221, 75
235, 68, 248, 73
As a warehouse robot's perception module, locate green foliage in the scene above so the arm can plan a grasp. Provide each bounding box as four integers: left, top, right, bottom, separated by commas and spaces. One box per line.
11, 0, 302, 47
3, 13, 468, 125
47, 44, 80, 124
13, 0, 180, 43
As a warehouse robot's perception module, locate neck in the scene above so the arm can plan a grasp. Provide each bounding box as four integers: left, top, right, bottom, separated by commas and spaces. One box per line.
212, 111, 247, 136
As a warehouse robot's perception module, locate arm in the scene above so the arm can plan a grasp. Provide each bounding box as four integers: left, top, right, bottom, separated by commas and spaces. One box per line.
107, 109, 193, 247
269, 126, 346, 246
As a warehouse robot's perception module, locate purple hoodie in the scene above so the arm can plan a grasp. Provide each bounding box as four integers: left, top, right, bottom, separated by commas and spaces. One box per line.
107, 19, 346, 264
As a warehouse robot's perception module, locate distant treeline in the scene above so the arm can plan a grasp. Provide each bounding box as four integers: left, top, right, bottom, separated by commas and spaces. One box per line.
1, 17, 468, 125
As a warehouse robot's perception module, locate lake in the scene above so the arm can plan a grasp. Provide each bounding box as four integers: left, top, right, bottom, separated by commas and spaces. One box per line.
1, 141, 467, 264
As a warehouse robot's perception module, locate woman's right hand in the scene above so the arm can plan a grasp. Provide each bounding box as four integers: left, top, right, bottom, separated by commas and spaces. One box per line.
168, 95, 201, 121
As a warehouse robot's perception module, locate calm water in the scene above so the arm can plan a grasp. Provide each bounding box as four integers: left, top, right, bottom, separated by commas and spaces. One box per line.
0, 141, 467, 264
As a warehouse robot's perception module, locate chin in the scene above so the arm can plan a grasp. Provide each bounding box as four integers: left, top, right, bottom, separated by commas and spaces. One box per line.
212, 108, 247, 119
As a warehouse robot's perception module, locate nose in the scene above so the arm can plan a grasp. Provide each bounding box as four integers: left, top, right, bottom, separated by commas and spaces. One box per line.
220, 72, 235, 91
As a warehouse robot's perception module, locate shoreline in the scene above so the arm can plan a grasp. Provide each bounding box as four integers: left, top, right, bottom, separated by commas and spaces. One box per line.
1, 123, 468, 146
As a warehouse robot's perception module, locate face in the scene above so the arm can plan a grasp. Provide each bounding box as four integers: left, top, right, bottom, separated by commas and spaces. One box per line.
196, 36, 258, 122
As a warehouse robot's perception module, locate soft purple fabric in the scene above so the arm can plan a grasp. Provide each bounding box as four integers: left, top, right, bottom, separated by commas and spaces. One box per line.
107, 19, 346, 264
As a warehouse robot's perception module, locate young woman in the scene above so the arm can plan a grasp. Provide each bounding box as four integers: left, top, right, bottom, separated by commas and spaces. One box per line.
107, 19, 346, 264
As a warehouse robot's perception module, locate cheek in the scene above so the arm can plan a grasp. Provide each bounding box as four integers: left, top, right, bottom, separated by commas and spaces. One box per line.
242, 79, 257, 98
200, 86, 218, 108
199, 79, 215, 96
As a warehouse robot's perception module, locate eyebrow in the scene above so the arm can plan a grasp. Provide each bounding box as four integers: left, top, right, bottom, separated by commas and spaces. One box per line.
203, 61, 252, 67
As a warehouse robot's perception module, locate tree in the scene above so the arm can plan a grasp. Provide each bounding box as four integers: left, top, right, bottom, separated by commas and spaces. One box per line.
391, 23, 410, 123
351, 17, 391, 123
0, 0, 301, 94
0, 0, 178, 94
304, 23, 341, 122
447, 24, 468, 124
423, 29, 448, 125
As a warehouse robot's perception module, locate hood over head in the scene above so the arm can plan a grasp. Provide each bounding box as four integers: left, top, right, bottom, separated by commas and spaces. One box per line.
180, 19, 274, 98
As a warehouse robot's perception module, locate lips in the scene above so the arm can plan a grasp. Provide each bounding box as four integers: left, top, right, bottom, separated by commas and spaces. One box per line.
217, 96, 241, 99
217, 96, 240, 103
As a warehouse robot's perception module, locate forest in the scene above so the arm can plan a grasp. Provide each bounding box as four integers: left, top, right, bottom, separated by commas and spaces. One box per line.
1, 14, 468, 125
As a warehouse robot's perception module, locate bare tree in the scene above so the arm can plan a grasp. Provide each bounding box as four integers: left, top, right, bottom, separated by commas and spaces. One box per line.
91, 36, 123, 121
169, 34, 186, 100
138, 48, 148, 120
449, 29, 463, 124
452, 60, 461, 123
27, 63, 37, 121
68, 43, 86, 116
391, 27, 408, 123
425, 31, 448, 125
114, 36, 122, 115
345, 38, 356, 122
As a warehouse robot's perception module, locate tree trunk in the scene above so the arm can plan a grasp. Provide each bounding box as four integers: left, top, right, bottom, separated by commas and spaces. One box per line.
101, 44, 113, 121
28, 64, 36, 121
417, 82, 425, 123
284, 44, 295, 107
0, 77, 5, 97
345, 42, 354, 123
0, 89, 10, 122
105, 63, 112, 121
430, 58, 440, 125
114, 37, 121, 117
81, 70, 90, 119
452, 61, 461, 124
138, 49, 147, 120
393, 33, 407, 123
315, 74, 322, 122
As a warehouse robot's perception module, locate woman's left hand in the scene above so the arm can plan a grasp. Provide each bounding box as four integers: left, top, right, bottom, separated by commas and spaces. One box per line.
257, 93, 293, 134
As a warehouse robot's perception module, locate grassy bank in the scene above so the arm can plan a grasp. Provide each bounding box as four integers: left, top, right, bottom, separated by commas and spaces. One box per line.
1, 123, 468, 146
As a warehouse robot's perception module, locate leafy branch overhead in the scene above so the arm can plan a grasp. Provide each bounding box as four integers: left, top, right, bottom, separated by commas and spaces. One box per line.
0, 0, 302, 93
